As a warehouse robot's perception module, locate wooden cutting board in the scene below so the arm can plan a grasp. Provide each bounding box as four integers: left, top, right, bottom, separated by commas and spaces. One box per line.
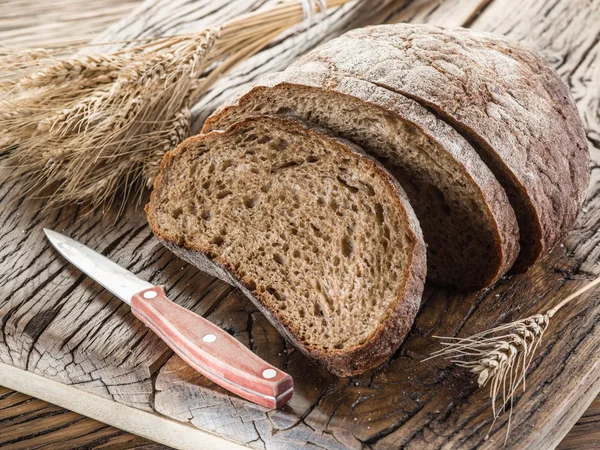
1, 0, 600, 449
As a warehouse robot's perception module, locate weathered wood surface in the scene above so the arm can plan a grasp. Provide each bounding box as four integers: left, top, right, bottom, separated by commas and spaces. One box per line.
1, 0, 600, 449
558, 396, 600, 450
0, 0, 141, 47
0, 385, 159, 449
1, 384, 599, 450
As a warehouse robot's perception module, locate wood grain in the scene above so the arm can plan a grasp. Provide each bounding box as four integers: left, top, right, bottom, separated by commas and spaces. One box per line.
0, 0, 141, 47
2, 383, 599, 449
0, 361, 248, 450
0, 385, 160, 449
558, 396, 600, 450
1, 0, 600, 449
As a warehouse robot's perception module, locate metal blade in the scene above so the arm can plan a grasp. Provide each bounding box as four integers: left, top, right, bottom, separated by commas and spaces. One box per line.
44, 228, 153, 304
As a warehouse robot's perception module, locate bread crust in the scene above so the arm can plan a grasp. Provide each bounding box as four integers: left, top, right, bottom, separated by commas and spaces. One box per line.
146, 116, 427, 377
204, 69, 520, 290
286, 23, 589, 270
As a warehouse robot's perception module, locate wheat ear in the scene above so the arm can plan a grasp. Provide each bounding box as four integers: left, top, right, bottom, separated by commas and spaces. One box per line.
0, 0, 351, 213
425, 275, 600, 444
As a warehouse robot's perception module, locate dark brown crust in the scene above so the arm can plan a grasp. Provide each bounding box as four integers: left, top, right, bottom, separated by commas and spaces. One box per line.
146, 116, 427, 377
204, 69, 520, 290
286, 23, 590, 271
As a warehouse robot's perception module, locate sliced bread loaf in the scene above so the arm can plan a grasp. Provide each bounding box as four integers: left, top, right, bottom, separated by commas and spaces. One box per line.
146, 116, 426, 376
204, 69, 520, 291
287, 23, 589, 271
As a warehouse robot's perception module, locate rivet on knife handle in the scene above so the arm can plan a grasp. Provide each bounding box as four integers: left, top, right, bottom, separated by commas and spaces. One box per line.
131, 286, 294, 408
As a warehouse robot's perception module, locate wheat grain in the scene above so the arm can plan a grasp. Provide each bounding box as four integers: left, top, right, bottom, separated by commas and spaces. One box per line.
0, 0, 351, 210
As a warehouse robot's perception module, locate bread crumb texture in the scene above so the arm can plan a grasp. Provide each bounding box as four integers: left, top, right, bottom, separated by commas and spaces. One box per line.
148, 117, 419, 354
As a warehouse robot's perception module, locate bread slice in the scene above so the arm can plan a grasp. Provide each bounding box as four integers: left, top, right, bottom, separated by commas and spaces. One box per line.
287, 23, 589, 271
146, 116, 426, 376
204, 70, 520, 291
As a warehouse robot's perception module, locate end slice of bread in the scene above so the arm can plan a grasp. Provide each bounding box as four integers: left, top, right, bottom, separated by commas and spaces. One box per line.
146, 116, 426, 376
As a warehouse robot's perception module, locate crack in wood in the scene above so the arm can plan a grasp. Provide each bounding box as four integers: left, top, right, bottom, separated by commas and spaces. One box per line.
23, 273, 88, 371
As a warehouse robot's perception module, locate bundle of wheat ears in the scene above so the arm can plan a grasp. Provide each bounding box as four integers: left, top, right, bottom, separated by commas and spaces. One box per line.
0, 0, 350, 212
427, 275, 600, 443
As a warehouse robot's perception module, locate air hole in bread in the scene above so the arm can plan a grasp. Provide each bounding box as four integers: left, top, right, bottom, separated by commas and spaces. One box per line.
171, 207, 183, 219
216, 190, 232, 199
210, 236, 224, 246
341, 235, 353, 257
266, 286, 284, 302
375, 203, 385, 224
244, 196, 257, 208
276, 160, 301, 170
270, 138, 288, 150
310, 224, 322, 238
363, 183, 376, 196
337, 176, 358, 193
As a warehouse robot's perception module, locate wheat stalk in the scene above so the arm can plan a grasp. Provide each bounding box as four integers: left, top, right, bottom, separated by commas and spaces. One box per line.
425, 275, 600, 444
0, 0, 351, 213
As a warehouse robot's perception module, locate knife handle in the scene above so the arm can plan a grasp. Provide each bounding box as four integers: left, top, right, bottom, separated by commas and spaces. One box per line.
130, 286, 293, 409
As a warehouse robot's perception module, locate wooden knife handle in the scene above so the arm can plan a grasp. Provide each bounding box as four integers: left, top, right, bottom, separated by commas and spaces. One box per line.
130, 286, 293, 409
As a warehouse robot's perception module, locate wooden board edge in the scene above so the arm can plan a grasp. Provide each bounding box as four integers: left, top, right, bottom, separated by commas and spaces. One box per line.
0, 362, 248, 450
531, 361, 600, 450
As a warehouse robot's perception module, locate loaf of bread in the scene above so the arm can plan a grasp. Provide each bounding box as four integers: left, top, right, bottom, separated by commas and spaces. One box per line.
148, 24, 589, 377
146, 116, 426, 376
204, 69, 520, 291
286, 24, 589, 271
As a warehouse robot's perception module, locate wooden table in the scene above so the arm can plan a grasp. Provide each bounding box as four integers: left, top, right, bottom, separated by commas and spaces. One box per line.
1, 0, 600, 449
0, 384, 598, 449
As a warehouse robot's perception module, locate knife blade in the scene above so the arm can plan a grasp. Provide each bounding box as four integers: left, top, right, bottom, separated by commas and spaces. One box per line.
44, 228, 293, 409
44, 229, 152, 304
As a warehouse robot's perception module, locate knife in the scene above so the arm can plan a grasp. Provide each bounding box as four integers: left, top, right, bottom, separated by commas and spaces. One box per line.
44, 228, 293, 409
